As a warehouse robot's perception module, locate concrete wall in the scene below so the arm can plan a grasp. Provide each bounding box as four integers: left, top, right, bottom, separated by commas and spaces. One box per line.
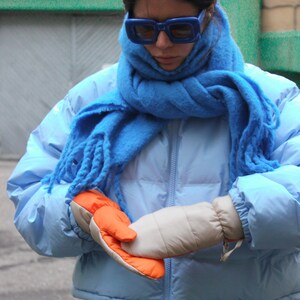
0, 12, 123, 159
262, 0, 300, 31
260, 0, 300, 84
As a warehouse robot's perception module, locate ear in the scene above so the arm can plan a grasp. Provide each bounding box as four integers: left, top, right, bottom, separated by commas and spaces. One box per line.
201, 1, 216, 33
206, 1, 216, 20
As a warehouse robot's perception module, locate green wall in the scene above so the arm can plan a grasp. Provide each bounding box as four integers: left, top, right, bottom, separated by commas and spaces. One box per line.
0, 0, 123, 11
221, 0, 261, 65
261, 32, 300, 73
221, 0, 299, 86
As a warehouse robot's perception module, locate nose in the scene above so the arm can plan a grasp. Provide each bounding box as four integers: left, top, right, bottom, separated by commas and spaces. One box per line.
155, 31, 173, 49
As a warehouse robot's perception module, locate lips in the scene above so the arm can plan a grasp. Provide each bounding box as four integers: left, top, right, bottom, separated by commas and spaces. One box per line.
155, 56, 179, 65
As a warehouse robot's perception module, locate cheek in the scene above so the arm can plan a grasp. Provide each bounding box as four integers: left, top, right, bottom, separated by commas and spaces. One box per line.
180, 44, 195, 57
144, 45, 155, 55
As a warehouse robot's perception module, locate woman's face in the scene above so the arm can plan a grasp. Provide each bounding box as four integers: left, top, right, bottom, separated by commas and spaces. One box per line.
133, 0, 199, 71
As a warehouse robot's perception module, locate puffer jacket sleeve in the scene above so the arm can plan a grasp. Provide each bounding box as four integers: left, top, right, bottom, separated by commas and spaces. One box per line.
230, 65, 300, 250
6, 64, 118, 257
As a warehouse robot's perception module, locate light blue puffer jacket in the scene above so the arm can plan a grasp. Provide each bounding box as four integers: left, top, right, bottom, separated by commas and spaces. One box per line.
7, 63, 300, 300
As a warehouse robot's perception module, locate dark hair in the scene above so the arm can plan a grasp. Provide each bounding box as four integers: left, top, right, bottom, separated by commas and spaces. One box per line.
123, 0, 215, 12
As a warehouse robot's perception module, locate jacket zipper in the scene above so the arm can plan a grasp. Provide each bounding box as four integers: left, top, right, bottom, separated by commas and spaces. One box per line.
164, 120, 181, 300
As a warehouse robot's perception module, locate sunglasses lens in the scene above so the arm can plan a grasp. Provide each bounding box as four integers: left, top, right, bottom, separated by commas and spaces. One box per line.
134, 24, 155, 41
169, 24, 194, 39
125, 15, 200, 44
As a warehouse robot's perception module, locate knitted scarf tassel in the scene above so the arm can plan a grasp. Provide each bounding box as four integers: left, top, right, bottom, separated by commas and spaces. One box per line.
221, 72, 280, 181
45, 99, 165, 216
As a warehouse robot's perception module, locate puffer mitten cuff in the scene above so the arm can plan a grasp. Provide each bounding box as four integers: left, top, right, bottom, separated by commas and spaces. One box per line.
212, 195, 244, 241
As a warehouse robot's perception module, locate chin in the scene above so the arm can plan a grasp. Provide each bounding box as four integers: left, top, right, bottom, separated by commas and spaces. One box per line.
159, 63, 181, 71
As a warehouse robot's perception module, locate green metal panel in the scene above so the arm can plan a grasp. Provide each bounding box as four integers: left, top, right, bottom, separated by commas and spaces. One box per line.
260, 32, 300, 73
220, 0, 261, 65
0, 0, 124, 11
260, 32, 300, 87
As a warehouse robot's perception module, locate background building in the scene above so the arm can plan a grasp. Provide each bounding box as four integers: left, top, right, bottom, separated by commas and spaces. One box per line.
0, 0, 299, 159
260, 0, 300, 84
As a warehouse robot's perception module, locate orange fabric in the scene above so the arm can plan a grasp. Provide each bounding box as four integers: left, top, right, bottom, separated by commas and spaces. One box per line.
99, 206, 137, 242
73, 190, 165, 279
93, 208, 165, 279
73, 190, 119, 214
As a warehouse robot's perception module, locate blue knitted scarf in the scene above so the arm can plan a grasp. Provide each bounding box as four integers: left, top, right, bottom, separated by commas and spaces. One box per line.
46, 4, 280, 215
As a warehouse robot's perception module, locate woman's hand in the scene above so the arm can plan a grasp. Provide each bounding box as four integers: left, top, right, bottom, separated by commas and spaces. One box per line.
71, 190, 165, 280
121, 196, 244, 259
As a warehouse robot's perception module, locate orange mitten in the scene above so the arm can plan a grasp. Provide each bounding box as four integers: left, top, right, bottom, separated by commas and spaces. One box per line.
71, 190, 120, 233
71, 190, 165, 280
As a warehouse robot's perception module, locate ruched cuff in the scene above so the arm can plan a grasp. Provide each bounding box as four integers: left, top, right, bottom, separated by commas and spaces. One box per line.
68, 203, 96, 242
229, 187, 252, 244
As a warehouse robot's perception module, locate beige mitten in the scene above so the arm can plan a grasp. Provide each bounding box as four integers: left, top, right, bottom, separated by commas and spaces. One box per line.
121, 196, 244, 259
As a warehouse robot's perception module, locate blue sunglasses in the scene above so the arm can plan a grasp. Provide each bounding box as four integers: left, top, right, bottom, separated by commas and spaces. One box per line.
125, 10, 206, 45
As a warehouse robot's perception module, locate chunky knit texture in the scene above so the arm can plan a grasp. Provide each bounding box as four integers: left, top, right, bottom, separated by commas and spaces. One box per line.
45, 4, 280, 215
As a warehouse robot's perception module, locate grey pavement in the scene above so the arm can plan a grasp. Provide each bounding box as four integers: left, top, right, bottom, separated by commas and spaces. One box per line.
0, 160, 76, 300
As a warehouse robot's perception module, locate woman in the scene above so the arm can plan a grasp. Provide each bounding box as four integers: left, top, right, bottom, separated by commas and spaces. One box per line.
7, 0, 300, 299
